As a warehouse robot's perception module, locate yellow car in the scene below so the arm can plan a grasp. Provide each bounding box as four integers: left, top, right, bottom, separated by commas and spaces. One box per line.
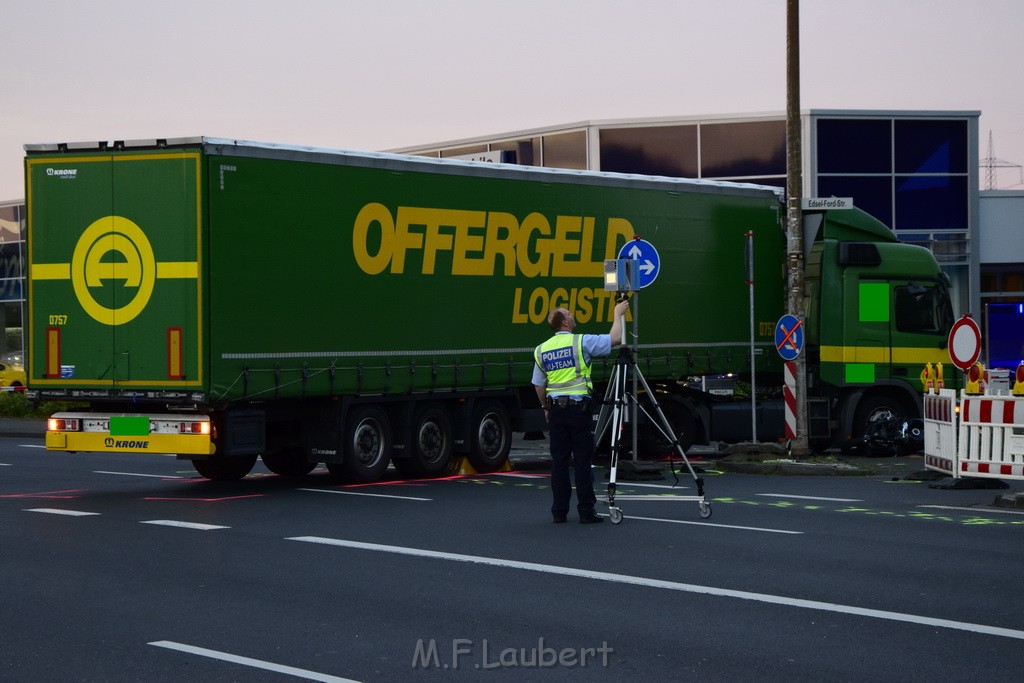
0, 360, 26, 389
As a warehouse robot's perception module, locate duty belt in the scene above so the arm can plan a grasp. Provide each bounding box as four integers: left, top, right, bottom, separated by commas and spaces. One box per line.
548, 395, 591, 409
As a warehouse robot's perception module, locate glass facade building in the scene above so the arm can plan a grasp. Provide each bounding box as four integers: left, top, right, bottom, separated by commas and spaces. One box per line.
394, 110, 981, 317
0, 199, 26, 363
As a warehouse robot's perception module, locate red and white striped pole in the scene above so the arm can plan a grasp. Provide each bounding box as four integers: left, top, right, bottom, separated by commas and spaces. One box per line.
784, 360, 797, 441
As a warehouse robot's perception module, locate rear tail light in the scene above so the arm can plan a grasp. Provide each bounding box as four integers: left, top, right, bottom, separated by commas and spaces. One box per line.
48, 418, 81, 432
179, 421, 211, 435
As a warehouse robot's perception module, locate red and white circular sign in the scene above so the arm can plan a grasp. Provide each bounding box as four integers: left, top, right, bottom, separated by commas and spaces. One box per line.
947, 314, 982, 370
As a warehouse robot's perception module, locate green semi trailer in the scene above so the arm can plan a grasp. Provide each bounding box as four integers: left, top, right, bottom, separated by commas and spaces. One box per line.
24, 137, 954, 481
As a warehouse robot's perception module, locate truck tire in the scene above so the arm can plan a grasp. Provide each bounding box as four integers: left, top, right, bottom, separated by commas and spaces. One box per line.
467, 400, 511, 473
191, 454, 258, 481
638, 397, 696, 457
329, 405, 392, 482
261, 447, 317, 477
394, 403, 453, 477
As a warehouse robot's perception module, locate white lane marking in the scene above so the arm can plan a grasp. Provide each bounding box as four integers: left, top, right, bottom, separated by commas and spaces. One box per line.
149, 640, 359, 682
611, 495, 702, 501
614, 481, 691, 490
141, 520, 229, 531
19, 444, 47, 449
288, 536, 1024, 642
95, 470, 184, 479
25, 508, 100, 516
299, 488, 431, 502
0, 462, 11, 466
919, 504, 1024, 516
757, 493, 862, 502
617, 513, 802, 534
495, 473, 547, 479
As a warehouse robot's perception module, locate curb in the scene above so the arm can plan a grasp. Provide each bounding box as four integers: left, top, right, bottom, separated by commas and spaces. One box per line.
714, 459, 868, 476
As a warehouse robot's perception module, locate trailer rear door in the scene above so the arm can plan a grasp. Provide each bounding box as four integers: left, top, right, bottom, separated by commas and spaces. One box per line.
26, 149, 204, 391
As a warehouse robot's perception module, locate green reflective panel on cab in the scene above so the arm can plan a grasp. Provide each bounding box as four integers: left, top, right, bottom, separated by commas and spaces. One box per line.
859, 282, 889, 322
845, 363, 875, 383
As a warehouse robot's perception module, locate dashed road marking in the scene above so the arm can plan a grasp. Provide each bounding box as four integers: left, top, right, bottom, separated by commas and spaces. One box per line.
25, 508, 99, 516
141, 520, 229, 531
299, 488, 432, 501
95, 470, 184, 479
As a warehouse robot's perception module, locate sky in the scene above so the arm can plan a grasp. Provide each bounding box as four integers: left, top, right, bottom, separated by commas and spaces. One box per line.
2, 0, 1023, 201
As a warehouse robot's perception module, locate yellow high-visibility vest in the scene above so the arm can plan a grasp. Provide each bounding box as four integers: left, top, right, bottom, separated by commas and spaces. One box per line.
535, 334, 592, 396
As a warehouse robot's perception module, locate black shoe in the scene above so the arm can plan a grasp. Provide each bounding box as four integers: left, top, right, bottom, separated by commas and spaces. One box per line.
552, 515, 567, 524
579, 514, 604, 524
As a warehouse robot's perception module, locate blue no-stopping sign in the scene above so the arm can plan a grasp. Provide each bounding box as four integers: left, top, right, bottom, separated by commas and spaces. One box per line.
775, 314, 804, 361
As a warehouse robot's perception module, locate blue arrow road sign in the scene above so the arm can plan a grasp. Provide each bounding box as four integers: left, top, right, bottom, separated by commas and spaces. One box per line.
775, 314, 804, 361
617, 239, 660, 288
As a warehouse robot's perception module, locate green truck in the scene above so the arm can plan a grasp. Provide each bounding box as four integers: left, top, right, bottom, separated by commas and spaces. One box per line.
24, 138, 955, 480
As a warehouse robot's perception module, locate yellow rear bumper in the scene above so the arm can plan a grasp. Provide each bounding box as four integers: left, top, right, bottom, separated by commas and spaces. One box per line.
45, 430, 215, 455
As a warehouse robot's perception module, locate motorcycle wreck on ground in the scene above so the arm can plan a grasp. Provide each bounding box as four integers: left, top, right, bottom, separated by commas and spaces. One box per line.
840, 414, 925, 457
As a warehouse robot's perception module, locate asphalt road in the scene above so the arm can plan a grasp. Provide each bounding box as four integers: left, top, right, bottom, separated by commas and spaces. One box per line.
2, 435, 1023, 681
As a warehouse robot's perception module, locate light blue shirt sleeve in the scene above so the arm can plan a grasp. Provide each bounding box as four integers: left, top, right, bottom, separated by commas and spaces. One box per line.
582, 333, 612, 361
531, 362, 546, 387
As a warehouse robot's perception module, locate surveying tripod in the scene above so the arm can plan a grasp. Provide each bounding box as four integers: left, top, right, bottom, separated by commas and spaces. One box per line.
594, 298, 711, 524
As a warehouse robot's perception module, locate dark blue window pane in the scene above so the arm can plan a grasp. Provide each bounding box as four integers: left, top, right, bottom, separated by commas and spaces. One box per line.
817, 176, 893, 227
817, 119, 891, 173
0, 241, 23, 279
0, 278, 22, 302
895, 175, 968, 230
895, 120, 967, 174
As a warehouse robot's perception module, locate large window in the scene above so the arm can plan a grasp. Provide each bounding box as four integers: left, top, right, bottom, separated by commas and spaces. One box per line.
542, 131, 586, 170
815, 117, 970, 258
599, 125, 699, 177
700, 120, 786, 179
490, 138, 540, 166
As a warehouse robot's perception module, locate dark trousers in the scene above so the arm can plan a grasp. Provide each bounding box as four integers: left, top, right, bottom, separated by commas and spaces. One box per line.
548, 401, 597, 517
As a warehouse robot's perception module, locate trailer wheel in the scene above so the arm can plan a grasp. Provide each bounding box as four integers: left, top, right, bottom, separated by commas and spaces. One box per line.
191, 454, 257, 482
394, 403, 453, 477
329, 405, 392, 482
467, 400, 511, 473
261, 447, 317, 477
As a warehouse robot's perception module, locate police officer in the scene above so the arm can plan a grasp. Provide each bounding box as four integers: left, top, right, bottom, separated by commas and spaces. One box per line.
532, 299, 630, 523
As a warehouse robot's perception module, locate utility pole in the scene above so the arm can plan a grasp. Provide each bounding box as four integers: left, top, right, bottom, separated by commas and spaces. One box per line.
785, 0, 808, 455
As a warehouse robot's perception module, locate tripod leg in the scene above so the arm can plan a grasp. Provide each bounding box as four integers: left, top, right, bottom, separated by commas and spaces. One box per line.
604, 361, 631, 523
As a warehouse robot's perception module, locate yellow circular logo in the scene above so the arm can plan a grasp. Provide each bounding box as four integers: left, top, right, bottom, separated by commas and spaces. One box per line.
71, 216, 157, 326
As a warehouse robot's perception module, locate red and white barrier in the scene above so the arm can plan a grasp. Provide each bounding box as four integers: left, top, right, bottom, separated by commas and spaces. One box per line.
923, 389, 958, 476
958, 394, 1024, 481
923, 387, 1024, 482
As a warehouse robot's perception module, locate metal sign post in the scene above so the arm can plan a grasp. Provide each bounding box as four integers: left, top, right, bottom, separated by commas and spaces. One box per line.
746, 231, 758, 443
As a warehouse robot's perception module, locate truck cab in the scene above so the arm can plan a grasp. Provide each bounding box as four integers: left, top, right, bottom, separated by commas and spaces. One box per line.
806, 208, 955, 443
